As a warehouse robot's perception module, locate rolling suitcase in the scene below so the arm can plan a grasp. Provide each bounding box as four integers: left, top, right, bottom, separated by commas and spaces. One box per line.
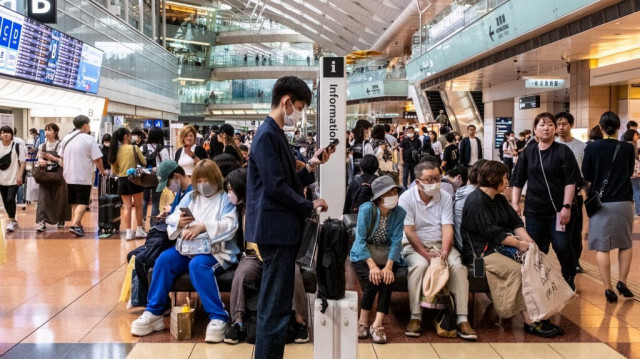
98, 174, 118, 198
313, 290, 358, 359
99, 175, 122, 234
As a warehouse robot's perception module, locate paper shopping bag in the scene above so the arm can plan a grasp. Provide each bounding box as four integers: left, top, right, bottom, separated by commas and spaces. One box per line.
119, 256, 136, 302
521, 242, 576, 322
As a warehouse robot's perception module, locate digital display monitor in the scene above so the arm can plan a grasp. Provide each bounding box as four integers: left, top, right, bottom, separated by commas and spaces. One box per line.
0, 6, 103, 94
519, 95, 540, 110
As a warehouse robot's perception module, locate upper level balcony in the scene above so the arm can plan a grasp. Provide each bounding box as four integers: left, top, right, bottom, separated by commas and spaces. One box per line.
347, 69, 409, 102
166, 24, 216, 45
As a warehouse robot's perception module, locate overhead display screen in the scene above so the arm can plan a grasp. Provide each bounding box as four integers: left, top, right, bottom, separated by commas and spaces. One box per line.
0, 6, 103, 94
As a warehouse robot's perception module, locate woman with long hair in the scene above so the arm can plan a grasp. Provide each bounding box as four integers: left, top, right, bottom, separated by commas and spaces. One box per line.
35, 123, 71, 232
351, 120, 374, 178
131, 159, 240, 343
583, 112, 635, 302
109, 127, 147, 240
216, 124, 243, 164
142, 128, 171, 227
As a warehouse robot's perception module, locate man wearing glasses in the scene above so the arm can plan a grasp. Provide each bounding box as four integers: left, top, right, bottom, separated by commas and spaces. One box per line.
398, 161, 476, 340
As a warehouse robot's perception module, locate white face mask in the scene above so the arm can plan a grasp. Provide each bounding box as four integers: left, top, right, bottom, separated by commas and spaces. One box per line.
381, 195, 399, 209
227, 189, 239, 205
131, 135, 139, 142
407, 133, 414, 138
168, 177, 181, 193
300, 147, 307, 156
197, 182, 217, 197
419, 182, 441, 197
284, 99, 303, 127
509, 136, 515, 141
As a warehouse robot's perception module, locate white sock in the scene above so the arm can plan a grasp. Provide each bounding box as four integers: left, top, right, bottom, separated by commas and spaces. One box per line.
456, 315, 468, 324
137, 226, 144, 232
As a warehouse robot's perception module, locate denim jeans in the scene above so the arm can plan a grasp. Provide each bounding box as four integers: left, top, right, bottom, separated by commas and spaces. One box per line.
255, 243, 299, 359
403, 162, 416, 189
146, 248, 228, 321
16, 184, 23, 204
631, 178, 640, 215
525, 216, 577, 279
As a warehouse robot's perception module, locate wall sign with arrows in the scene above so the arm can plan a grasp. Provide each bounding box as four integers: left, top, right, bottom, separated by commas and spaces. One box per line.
489, 13, 510, 41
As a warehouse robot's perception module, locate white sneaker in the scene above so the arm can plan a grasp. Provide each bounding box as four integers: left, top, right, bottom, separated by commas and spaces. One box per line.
125, 230, 134, 241
6, 221, 17, 232
135, 228, 148, 238
131, 311, 165, 336
205, 319, 228, 343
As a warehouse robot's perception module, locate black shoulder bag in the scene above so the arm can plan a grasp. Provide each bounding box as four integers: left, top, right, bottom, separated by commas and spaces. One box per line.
585, 142, 621, 217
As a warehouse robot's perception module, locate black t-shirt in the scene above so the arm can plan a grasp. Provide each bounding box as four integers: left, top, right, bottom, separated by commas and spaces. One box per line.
510, 141, 581, 219
399, 137, 422, 164
442, 144, 459, 172
582, 139, 634, 203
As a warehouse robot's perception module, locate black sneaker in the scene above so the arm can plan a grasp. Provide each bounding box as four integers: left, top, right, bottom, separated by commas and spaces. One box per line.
224, 322, 245, 344
69, 226, 85, 237
576, 265, 584, 273
294, 323, 310, 343
524, 321, 558, 338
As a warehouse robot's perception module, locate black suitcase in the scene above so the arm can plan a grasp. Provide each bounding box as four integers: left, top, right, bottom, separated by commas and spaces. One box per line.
98, 174, 118, 197
98, 175, 121, 234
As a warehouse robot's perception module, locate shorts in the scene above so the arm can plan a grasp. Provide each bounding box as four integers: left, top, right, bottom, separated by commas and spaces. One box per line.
118, 178, 144, 196
67, 184, 92, 205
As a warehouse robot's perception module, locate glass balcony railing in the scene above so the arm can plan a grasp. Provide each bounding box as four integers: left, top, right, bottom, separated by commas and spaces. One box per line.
210, 55, 319, 69
411, 0, 508, 57
347, 68, 407, 84
215, 20, 292, 33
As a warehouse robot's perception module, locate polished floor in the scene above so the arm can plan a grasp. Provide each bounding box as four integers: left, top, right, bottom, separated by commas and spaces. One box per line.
1, 190, 640, 358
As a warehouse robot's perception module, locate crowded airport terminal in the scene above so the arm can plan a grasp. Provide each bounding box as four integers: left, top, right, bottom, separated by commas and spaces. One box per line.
1, 0, 640, 358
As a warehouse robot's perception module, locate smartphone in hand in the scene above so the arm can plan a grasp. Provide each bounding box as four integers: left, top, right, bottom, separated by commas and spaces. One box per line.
180, 207, 194, 218
316, 138, 340, 161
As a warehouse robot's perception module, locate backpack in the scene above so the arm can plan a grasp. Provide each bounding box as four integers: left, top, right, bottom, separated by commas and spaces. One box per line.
351, 140, 368, 173
350, 175, 374, 214
315, 218, 349, 313
422, 135, 432, 153
142, 144, 163, 168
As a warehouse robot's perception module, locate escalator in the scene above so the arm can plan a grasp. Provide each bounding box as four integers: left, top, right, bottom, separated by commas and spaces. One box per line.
439, 91, 484, 140
426, 91, 446, 120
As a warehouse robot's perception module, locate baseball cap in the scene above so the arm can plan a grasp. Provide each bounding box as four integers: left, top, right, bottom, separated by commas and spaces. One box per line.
156, 160, 179, 192
216, 124, 235, 137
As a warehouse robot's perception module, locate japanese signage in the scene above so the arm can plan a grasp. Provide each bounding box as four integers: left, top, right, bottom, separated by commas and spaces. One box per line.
495, 117, 513, 149
525, 79, 566, 89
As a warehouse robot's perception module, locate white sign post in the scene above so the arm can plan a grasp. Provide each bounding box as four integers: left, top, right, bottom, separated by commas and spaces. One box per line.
317, 56, 346, 221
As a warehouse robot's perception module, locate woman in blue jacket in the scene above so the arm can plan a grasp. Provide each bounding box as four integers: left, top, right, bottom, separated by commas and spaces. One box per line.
350, 175, 405, 344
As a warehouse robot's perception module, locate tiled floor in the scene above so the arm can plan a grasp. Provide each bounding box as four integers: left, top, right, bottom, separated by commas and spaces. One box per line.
1, 190, 640, 358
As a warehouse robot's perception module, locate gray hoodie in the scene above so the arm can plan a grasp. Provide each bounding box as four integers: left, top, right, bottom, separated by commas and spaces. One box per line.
453, 184, 478, 251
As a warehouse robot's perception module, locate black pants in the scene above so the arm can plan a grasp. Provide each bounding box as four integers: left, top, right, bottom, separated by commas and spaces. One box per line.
0, 185, 18, 218
569, 195, 584, 262
255, 243, 299, 359
353, 260, 397, 315
503, 157, 514, 180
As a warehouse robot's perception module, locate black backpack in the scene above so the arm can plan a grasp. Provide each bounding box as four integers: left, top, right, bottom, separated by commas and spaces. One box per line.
350, 175, 374, 214
142, 144, 163, 168
316, 218, 349, 313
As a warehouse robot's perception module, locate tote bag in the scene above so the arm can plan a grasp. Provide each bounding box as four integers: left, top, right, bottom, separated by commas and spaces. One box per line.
521, 242, 576, 322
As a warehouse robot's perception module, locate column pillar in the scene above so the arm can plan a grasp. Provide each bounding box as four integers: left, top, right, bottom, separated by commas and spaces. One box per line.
569, 60, 617, 130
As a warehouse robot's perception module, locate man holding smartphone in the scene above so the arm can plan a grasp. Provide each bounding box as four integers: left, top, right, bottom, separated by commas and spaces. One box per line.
246, 76, 332, 359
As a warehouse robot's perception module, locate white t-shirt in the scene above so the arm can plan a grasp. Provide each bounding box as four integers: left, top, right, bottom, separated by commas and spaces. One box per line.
502, 140, 516, 159
0, 141, 26, 185
399, 186, 454, 246
178, 144, 197, 175
469, 137, 479, 165
60, 131, 103, 185
431, 141, 443, 158
385, 133, 397, 148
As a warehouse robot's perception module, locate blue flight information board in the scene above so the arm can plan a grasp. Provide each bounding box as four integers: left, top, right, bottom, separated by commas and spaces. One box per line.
0, 6, 103, 94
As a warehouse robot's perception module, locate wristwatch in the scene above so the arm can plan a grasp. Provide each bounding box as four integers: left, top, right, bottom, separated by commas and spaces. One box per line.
562, 203, 571, 209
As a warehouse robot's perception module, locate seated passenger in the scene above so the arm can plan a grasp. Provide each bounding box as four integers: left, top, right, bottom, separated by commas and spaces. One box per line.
155, 160, 193, 217
453, 160, 487, 251
461, 161, 563, 337
399, 162, 476, 340
224, 168, 310, 344
343, 154, 379, 215
351, 176, 405, 344
131, 159, 240, 343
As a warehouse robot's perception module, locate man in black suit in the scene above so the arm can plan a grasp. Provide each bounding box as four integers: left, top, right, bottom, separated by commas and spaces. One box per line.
246, 76, 331, 359
459, 124, 483, 167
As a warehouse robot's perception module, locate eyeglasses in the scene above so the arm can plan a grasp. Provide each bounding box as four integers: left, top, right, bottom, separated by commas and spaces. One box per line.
417, 176, 441, 184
